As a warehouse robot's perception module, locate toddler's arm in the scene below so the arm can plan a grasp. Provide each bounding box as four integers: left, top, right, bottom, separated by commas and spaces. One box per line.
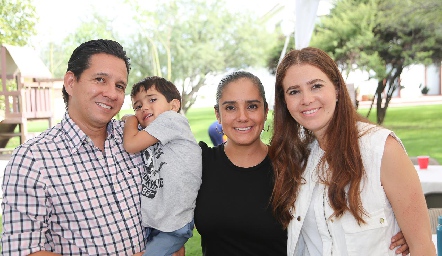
123, 115, 158, 153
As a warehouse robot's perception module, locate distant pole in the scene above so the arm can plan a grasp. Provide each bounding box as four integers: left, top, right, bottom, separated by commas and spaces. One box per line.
294, 0, 320, 49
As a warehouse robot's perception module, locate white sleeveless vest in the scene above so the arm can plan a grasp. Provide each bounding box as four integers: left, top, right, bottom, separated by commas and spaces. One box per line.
287, 122, 402, 256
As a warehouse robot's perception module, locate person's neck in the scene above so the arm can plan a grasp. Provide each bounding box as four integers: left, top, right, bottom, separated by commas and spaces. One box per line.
224, 140, 268, 168
69, 114, 108, 151
85, 127, 107, 151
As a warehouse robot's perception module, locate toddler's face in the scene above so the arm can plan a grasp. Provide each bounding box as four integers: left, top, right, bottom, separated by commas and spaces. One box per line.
131, 86, 175, 128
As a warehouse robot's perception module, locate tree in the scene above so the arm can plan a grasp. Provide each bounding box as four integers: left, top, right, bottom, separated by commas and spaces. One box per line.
310, 0, 442, 124
125, 0, 278, 113
0, 0, 38, 45
39, 13, 120, 78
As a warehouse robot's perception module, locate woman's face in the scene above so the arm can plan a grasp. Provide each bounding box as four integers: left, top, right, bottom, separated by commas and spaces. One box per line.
282, 64, 337, 140
216, 78, 268, 147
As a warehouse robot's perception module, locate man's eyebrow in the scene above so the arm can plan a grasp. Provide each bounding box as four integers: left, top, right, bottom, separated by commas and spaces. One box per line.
94, 72, 128, 86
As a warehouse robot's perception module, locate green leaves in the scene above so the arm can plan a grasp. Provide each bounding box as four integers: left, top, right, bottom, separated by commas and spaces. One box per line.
124, 0, 277, 113
0, 0, 37, 46
309, 0, 442, 124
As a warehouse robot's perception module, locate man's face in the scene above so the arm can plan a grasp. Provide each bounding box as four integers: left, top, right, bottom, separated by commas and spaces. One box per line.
64, 53, 128, 130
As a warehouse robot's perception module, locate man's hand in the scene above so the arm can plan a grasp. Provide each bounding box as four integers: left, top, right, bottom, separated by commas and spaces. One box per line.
132, 246, 185, 256
390, 231, 409, 255
172, 246, 185, 256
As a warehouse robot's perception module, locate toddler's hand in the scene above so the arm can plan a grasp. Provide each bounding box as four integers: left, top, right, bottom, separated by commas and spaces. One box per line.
121, 114, 134, 122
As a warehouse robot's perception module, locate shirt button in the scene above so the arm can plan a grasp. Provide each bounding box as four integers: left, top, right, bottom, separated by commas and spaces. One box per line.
297, 216, 301, 221
124, 212, 131, 218
380, 218, 384, 224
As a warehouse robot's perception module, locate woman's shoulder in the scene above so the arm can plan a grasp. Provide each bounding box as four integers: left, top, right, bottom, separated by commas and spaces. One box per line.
356, 121, 391, 138
198, 141, 224, 155
198, 141, 209, 150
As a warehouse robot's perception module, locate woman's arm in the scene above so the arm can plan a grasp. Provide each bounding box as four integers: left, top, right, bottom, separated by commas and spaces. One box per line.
381, 136, 435, 255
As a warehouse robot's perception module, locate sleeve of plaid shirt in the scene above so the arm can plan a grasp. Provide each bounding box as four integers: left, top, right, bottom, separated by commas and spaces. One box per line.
1, 144, 50, 255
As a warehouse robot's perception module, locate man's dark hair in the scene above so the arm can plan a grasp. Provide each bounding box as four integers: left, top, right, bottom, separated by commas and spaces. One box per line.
131, 76, 182, 112
62, 39, 131, 109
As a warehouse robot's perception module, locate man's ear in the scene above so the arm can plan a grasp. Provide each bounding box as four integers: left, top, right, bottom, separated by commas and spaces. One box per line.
64, 71, 75, 96
170, 99, 181, 112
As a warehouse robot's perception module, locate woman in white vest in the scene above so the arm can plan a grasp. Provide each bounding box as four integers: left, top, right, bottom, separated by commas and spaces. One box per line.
269, 47, 435, 255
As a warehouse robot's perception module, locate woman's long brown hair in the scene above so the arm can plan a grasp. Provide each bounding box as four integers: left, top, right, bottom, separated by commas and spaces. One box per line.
269, 47, 368, 229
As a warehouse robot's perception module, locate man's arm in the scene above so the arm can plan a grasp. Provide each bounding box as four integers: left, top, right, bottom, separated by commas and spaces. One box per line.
1, 147, 50, 254
123, 115, 158, 153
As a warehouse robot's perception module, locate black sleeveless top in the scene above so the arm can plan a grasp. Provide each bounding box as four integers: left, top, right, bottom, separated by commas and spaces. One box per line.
194, 142, 287, 256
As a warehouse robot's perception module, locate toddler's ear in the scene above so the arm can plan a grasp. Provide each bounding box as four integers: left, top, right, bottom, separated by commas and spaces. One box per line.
170, 99, 181, 112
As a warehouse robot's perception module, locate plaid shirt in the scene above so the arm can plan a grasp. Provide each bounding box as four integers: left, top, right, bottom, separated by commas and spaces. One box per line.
1, 113, 146, 255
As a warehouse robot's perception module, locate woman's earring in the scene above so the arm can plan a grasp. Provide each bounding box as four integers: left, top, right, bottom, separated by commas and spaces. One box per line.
299, 125, 306, 140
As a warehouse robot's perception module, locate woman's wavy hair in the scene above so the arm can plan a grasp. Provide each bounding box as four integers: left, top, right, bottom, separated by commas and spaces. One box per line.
269, 47, 368, 228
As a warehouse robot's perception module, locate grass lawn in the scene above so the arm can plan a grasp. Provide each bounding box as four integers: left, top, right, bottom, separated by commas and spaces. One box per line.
358, 105, 442, 163
1, 104, 441, 255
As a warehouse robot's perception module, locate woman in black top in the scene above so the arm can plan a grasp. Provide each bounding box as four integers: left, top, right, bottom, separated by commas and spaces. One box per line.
194, 71, 287, 256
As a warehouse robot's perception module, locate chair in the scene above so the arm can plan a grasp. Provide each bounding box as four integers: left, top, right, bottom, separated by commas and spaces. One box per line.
409, 156, 440, 165
428, 208, 442, 234
425, 192, 442, 209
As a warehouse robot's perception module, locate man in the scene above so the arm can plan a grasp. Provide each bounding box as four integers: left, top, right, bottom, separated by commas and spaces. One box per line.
1, 39, 184, 256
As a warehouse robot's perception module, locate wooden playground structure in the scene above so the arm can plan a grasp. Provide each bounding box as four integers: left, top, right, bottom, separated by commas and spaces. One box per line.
0, 44, 57, 153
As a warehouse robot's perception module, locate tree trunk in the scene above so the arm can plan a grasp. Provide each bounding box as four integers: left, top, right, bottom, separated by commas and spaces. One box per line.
367, 65, 404, 125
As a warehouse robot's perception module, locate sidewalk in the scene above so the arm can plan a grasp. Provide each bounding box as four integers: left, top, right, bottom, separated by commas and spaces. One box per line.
358, 95, 442, 108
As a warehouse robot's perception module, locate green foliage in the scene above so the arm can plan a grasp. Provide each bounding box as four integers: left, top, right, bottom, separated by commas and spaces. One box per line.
39, 14, 119, 79
419, 84, 430, 94
185, 229, 202, 255
310, 0, 442, 124
0, 79, 18, 115
36, 0, 279, 113
0, 0, 37, 46
358, 105, 442, 162
124, 0, 279, 113
266, 30, 295, 75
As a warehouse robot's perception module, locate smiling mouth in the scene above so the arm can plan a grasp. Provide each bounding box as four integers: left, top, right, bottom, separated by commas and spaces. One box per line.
235, 126, 252, 131
302, 108, 319, 115
143, 113, 153, 120
97, 102, 112, 109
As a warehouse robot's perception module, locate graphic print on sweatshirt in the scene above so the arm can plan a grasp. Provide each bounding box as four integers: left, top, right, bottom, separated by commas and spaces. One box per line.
141, 144, 165, 199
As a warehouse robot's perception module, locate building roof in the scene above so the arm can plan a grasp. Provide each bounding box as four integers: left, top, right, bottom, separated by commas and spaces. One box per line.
1, 44, 52, 79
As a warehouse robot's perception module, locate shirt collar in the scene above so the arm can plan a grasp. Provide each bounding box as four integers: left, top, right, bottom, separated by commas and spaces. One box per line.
60, 112, 123, 152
